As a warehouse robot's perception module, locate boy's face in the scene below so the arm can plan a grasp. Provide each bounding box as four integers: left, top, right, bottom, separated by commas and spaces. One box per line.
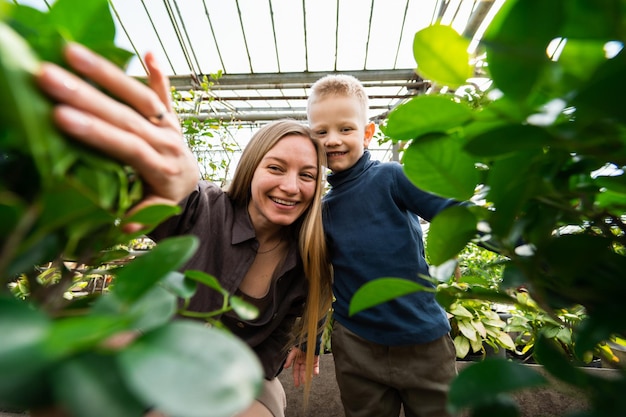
308, 95, 375, 173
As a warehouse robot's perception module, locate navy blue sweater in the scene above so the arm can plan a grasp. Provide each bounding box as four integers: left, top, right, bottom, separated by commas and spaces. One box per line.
323, 151, 457, 345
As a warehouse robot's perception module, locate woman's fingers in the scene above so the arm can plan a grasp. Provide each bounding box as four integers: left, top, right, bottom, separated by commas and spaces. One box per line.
64, 43, 169, 123
145, 51, 174, 114
37, 61, 172, 150
52, 104, 163, 168
51, 103, 197, 203
36, 44, 200, 207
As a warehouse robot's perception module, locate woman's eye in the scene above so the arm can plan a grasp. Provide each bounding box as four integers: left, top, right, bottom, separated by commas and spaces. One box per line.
268, 165, 282, 172
301, 173, 316, 180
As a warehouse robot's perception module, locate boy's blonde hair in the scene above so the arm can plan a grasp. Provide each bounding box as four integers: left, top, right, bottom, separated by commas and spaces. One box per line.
307, 74, 369, 123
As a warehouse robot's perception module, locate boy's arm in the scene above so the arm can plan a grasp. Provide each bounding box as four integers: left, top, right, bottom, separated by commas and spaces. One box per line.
394, 164, 460, 221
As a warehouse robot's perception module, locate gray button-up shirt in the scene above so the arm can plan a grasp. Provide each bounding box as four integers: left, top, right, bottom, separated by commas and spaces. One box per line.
149, 181, 307, 378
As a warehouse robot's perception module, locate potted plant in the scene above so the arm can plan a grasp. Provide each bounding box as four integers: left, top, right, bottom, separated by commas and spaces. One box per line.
0, 1, 262, 416
505, 290, 596, 365
430, 245, 515, 360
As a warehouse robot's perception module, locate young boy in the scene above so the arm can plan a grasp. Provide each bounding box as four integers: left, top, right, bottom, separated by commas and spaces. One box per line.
307, 74, 458, 417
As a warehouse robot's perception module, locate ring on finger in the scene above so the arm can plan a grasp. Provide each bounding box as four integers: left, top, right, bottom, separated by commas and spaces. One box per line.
147, 104, 167, 125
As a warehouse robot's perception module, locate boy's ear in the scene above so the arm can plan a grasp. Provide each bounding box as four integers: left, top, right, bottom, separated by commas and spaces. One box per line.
363, 122, 375, 148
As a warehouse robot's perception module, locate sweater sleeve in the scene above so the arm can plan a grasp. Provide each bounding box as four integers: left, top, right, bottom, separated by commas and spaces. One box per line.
392, 163, 459, 221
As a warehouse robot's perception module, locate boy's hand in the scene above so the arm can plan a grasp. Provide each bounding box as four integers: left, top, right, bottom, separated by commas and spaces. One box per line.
284, 347, 320, 387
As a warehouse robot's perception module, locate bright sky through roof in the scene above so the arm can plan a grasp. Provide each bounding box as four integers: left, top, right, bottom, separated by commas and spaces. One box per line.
111, 0, 479, 77
108, 0, 449, 77
13, 0, 502, 79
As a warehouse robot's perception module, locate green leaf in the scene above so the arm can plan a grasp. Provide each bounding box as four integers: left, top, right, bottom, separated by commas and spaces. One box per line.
495, 331, 516, 351
109, 236, 199, 305
486, 150, 541, 236
0, 21, 65, 178
49, 0, 132, 67
50, 0, 115, 42
7, 4, 65, 65
38, 181, 113, 230
426, 205, 477, 265
413, 24, 472, 88
0, 297, 53, 408
556, 39, 611, 85
457, 319, 479, 341
229, 296, 259, 321
44, 315, 129, 358
184, 269, 227, 295
572, 49, 626, 124
0, 192, 25, 237
349, 277, 431, 316
90, 284, 177, 334
470, 335, 484, 353
481, 0, 564, 100
385, 95, 473, 142
454, 335, 470, 358
161, 271, 198, 300
449, 303, 473, 318
126, 285, 178, 332
449, 359, 547, 412
464, 125, 554, 159
403, 134, 479, 200
121, 204, 181, 229
53, 353, 145, 417
118, 321, 263, 417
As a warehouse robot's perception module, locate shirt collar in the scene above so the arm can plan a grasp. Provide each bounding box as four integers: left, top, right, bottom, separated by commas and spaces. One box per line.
232, 203, 256, 245
327, 150, 372, 187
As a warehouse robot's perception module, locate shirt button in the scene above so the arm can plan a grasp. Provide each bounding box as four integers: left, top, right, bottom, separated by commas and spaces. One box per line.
237, 322, 245, 328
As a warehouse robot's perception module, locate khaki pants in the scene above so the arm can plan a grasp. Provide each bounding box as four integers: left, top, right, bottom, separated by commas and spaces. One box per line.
256, 377, 286, 417
331, 321, 457, 417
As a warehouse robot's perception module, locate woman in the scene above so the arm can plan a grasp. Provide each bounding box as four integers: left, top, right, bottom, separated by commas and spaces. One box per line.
36, 43, 333, 417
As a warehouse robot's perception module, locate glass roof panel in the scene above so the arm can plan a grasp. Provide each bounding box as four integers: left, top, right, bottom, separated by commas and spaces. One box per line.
14, 0, 506, 127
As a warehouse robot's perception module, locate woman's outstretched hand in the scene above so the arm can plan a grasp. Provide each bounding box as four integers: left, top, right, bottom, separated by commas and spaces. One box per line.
36, 43, 199, 232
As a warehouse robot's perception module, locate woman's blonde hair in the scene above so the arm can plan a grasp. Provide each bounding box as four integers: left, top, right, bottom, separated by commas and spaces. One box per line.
228, 119, 333, 396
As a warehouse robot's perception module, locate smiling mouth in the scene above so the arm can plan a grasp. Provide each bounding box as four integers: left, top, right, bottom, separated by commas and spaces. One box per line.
271, 197, 297, 206
327, 151, 347, 158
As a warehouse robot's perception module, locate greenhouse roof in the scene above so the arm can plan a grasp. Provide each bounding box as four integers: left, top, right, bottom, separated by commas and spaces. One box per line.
18, 0, 504, 125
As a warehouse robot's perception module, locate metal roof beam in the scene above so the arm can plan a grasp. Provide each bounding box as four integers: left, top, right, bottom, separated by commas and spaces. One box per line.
147, 69, 421, 91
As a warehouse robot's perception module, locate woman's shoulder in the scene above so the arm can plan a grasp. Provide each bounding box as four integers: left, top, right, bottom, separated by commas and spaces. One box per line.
192, 181, 232, 204
197, 180, 226, 194
175, 181, 235, 222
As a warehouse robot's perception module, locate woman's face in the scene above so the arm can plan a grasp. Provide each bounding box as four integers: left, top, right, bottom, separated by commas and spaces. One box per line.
248, 134, 319, 230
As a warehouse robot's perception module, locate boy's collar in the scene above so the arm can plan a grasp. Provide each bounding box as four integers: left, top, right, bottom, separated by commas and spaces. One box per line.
327, 150, 371, 186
